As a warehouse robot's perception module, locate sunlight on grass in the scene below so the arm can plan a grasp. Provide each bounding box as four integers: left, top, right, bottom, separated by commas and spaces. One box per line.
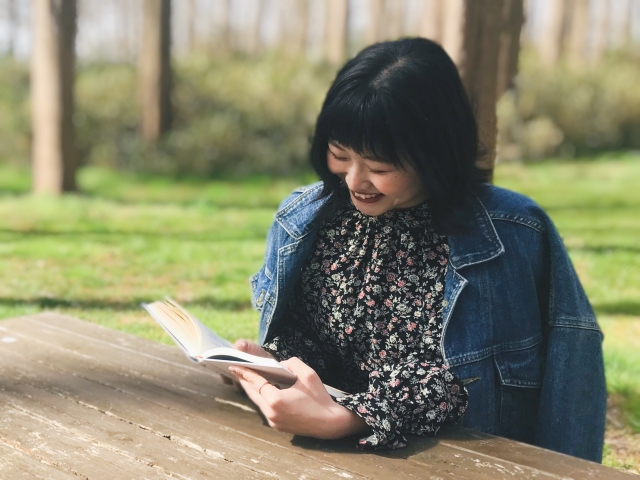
1, 155, 639, 448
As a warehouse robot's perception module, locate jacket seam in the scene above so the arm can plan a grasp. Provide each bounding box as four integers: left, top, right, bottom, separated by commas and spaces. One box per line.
489, 213, 545, 234
447, 335, 543, 367
450, 197, 505, 270
276, 183, 323, 220
550, 322, 603, 335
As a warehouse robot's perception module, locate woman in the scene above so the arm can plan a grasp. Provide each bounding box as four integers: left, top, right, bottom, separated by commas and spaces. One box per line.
227, 38, 606, 462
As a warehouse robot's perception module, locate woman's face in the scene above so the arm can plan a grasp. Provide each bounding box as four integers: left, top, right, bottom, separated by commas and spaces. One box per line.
327, 142, 428, 216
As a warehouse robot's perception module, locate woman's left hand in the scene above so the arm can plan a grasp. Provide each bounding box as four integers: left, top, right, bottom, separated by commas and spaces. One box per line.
228, 357, 368, 439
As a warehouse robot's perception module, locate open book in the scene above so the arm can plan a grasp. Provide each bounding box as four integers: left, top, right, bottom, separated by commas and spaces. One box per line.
142, 299, 347, 398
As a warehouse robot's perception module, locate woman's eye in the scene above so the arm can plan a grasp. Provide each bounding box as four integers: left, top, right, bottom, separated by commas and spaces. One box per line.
370, 169, 390, 174
329, 151, 347, 161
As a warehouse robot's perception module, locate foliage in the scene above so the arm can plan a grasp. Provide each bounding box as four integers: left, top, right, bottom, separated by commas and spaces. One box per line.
0, 54, 334, 176
73, 54, 334, 177
3, 52, 640, 172
0, 58, 30, 167
498, 48, 640, 161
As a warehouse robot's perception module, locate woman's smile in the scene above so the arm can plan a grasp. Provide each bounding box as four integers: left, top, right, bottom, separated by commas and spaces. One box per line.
351, 191, 384, 203
327, 143, 427, 216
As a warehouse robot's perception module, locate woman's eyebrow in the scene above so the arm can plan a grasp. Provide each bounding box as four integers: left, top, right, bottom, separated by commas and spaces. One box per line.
328, 141, 345, 150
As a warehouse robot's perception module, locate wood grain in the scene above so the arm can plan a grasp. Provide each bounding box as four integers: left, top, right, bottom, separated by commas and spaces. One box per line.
0, 313, 632, 479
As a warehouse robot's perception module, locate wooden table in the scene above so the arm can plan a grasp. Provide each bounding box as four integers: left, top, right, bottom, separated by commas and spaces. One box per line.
0, 313, 632, 479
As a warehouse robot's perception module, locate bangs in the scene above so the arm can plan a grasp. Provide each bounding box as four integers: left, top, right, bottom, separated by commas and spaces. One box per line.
319, 87, 403, 167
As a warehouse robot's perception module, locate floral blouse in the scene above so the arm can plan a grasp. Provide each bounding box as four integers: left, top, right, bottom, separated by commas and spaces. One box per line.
263, 201, 469, 449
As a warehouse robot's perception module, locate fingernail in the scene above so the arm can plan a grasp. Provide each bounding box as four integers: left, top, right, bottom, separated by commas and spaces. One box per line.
228, 367, 239, 376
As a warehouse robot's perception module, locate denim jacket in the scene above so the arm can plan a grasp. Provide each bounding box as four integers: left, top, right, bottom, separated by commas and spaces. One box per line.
250, 182, 606, 462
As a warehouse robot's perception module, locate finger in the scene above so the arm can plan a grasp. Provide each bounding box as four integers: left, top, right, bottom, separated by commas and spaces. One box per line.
228, 366, 278, 398
233, 339, 276, 359
229, 367, 274, 412
280, 358, 328, 398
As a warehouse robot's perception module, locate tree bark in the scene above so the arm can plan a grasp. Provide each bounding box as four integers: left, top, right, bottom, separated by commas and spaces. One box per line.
325, 0, 349, 66
618, 0, 632, 49
539, 0, 567, 66
187, 0, 196, 53
283, 0, 310, 57
590, 0, 610, 65
496, 0, 524, 97
441, 0, 465, 65
246, 0, 264, 56
6, 0, 16, 57
216, 0, 232, 54
381, 0, 404, 41
566, 0, 589, 66
138, 0, 172, 142
31, 0, 78, 194
419, 0, 445, 44
364, 0, 384, 46
455, 0, 522, 179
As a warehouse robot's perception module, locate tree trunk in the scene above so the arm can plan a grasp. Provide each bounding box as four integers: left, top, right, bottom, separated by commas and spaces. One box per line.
283, 0, 310, 58
618, 0, 632, 49
364, 0, 384, 46
590, 0, 610, 65
496, 0, 524, 97
325, 0, 349, 66
187, 0, 196, 53
381, 0, 404, 41
31, 0, 78, 195
6, 0, 16, 57
456, 0, 522, 179
138, 0, 172, 142
441, 0, 465, 65
216, 0, 232, 54
419, 0, 445, 44
539, 0, 567, 66
566, 0, 589, 67
246, 0, 264, 56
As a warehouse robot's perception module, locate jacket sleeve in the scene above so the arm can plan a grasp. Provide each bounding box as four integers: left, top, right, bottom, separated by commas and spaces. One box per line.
534, 218, 607, 462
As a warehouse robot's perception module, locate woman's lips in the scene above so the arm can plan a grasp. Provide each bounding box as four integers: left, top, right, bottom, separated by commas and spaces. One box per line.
351, 191, 383, 203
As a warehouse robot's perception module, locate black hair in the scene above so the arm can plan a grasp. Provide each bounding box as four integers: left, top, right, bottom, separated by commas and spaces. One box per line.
310, 38, 484, 234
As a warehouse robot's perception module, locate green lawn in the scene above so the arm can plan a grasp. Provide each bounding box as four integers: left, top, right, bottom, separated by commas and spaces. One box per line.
1, 155, 639, 468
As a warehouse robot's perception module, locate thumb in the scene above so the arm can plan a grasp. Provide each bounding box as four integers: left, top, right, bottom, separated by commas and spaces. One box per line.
233, 339, 275, 359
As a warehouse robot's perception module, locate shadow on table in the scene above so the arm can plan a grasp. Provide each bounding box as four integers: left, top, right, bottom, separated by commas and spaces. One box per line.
290, 425, 487, 458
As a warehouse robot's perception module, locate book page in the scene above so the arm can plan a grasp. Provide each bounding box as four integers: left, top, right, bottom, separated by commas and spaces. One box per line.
144, 299, 232, 356
143, 300, 200, 356
192, 317, 233, 351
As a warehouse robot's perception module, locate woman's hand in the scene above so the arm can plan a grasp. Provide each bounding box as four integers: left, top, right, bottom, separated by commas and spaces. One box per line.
219, 339, 276, 390
228, 357, 368, 439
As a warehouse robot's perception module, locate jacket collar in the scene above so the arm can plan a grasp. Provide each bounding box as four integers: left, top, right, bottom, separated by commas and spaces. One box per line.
276, 182, 505, 269
448, 196, 505, 270
275, 183, 328, 240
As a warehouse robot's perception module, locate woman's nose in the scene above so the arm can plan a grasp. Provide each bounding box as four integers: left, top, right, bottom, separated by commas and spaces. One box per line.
345, 166, 368, 190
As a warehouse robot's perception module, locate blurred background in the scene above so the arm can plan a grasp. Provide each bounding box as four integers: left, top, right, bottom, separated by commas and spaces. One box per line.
0, 0, 638, 471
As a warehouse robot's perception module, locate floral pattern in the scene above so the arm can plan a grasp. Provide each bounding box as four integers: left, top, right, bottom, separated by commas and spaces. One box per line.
263, 201, 468, 449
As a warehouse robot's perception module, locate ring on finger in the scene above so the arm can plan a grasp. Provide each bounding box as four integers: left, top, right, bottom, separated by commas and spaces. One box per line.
258, 381, 271, 395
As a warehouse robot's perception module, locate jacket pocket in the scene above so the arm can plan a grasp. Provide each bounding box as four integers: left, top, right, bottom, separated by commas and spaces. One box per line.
494, 338, 544, 388
493, 339, 544, 444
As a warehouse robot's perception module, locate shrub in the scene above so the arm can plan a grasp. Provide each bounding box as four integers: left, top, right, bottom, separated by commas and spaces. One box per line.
498, 48, 640, 161
0, 58, 30, 167
75, 54, 334, 177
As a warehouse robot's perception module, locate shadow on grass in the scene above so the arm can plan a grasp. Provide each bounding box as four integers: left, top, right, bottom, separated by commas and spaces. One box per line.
569, 245, 640, 255
544, 202, 640, 213
0, 228, 267, 242
594, 301, 640, 317
0, 296, 253, 312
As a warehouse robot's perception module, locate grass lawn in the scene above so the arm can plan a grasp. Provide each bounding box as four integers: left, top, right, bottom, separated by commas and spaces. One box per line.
0, 154, 639, 471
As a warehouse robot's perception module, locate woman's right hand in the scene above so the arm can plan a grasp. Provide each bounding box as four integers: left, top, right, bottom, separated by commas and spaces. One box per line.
219, 339, 276, 391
